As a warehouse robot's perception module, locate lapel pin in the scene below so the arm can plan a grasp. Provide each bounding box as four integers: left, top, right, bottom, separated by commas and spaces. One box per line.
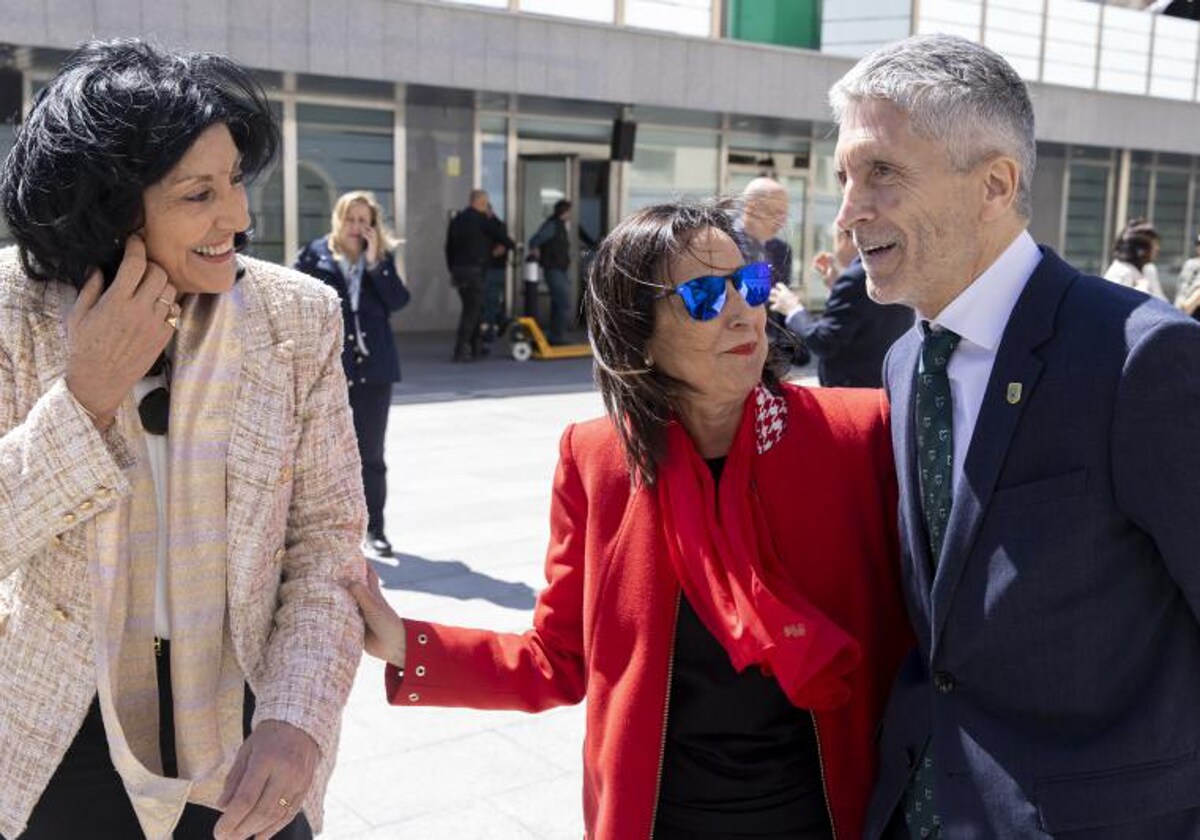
1006, 382, 1023, 404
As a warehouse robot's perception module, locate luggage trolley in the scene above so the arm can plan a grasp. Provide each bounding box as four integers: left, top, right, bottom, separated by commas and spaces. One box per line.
507, 256, 592, 362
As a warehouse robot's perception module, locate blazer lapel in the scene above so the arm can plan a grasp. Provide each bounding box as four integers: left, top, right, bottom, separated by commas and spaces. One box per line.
888, 329, 936, 641
929, 250, 1077, 652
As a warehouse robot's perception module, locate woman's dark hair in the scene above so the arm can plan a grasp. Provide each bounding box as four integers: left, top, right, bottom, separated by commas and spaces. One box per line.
1113, 228, 1157, 270
583, 198, 792, 486
0, 39, 279, 288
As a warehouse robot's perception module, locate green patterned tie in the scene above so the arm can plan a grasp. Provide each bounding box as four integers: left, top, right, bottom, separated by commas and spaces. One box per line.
905, 321, 961, 840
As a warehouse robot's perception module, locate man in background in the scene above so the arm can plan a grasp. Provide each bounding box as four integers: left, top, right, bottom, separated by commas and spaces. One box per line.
769, 226, 912, 387
445, 189, 507, 361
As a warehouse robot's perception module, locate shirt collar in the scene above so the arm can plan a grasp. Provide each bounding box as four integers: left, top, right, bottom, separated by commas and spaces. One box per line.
930, 229, 1041, 353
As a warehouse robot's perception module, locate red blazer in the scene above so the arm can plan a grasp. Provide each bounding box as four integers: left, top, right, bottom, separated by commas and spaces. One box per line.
387, 384, 912, 839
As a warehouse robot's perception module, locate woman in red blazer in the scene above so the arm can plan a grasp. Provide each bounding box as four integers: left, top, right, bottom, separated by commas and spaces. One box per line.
350, 200, 912, 840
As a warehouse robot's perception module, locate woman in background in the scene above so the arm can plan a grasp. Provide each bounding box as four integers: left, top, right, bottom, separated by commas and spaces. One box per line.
1104, 219, 1168, 301
295, 192, 409, 556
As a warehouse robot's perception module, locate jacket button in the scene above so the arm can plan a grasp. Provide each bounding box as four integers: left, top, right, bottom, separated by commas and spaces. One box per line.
62, 512, 76, 524
279, 465, 293, 483
51, 534, 63, 547
274, 548, 285, 564
933, 671, 957, 694
414, 666, 426, 677
52, 606, 69, 621
79, 500, 93, 512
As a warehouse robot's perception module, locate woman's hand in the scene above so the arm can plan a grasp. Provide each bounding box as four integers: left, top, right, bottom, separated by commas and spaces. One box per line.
64, 235, 177, 428
362, 225, 380, 268
1182, 284, 1200, 317
213, 720, 319, 840
810, 250, 838, 288
346, 563, 407, 667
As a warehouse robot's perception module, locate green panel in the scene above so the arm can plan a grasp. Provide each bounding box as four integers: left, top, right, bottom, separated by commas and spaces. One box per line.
727, 0, 822, 50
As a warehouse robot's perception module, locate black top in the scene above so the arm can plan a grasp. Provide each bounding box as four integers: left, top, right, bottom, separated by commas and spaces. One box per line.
653, 458, 833, 838
444, 206, 507, 271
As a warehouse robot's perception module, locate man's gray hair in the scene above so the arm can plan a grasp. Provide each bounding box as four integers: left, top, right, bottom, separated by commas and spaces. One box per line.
829, 33, 1036, 218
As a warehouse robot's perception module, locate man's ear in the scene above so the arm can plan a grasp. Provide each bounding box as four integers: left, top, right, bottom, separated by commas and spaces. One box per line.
980, 155, 1020, 221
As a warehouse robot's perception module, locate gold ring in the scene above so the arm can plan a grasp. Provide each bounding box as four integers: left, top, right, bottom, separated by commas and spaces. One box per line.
277, 796, 290, 809
155, 296, 173, 308
165, 313, 179, 330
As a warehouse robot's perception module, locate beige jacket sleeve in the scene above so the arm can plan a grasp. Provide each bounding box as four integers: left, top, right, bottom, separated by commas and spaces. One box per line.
0, 351, 134, 579
248, 295, 366, 758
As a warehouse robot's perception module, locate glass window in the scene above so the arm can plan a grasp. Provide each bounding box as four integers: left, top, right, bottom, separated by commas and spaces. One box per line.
519, 0, 614, 24
627, 0, 711, 37
984, 0, 1045, 80
916, 0, 984, 41
1064, 162, 1110, 276
296, 74, 394, 100
481, 130, 508, 223
821, 0, 912, 58
1042, 0, 1101, 89
245, 101, 285, 265
627, 128, 719, 210
1152, 168, 1190, 298
1097, 6, 1151, 95
517, 117, 611, 144
296, 104, 395, 252
1127, 165, 1151, 225
1150, 15, 1198, 101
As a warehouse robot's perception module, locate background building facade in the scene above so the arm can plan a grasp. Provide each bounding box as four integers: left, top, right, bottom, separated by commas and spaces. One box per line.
3, 0, 1200, 331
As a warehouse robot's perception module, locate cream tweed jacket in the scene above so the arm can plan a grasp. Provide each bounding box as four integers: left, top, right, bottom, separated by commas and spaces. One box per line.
0, 248, 366, 838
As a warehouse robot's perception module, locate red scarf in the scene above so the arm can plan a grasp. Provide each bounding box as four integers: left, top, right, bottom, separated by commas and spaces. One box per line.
656, 387, 861, 710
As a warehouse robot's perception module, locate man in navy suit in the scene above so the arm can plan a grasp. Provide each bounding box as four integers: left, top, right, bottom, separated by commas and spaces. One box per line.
769, 226, 912, 387
831, 34, 1200, 838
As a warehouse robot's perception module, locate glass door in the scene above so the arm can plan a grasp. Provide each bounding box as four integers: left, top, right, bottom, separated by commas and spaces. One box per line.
519, 154, 577, 335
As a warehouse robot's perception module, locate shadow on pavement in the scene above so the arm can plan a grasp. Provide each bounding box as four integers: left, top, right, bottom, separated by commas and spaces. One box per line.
371, 553, 537, 611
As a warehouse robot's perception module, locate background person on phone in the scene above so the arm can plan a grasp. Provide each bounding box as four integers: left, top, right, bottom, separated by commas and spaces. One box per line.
294, 191, 410, 557
0, 39, 364, 840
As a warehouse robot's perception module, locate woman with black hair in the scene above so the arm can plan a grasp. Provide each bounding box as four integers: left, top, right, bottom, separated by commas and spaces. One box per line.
1104, 220, 1169, 301
349, 200, 913, 840
0, 40, 364, 840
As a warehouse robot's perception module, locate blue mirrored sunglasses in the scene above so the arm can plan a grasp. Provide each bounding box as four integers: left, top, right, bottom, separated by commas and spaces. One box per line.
657, 261, 773, 321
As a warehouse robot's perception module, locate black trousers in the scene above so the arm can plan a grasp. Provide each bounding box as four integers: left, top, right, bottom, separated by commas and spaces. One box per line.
348, 381, 392, 535
451, 266, 484, 351
13, 642, 311, 840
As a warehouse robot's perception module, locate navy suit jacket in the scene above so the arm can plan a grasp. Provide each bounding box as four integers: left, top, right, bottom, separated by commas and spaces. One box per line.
293, 237, 410, 385
869, 247, 1200, 838
786, 258, 913, 388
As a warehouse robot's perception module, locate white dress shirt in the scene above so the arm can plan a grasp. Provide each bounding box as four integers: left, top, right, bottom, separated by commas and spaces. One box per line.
132, 371, 172, 639
924, 230, 1042, 494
